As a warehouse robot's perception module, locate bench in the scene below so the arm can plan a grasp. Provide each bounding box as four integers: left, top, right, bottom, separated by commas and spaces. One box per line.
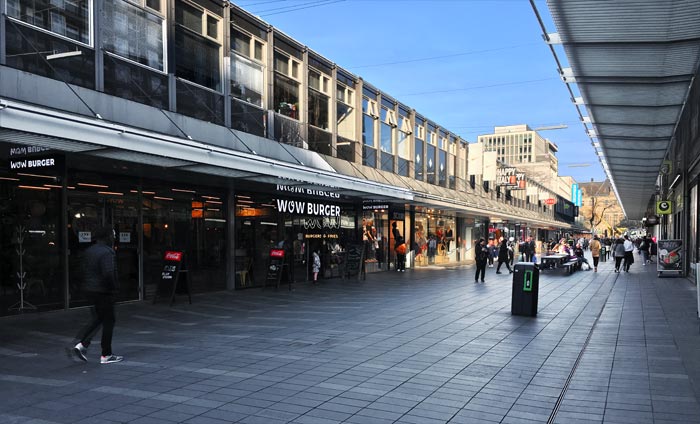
562, 259, 580, 274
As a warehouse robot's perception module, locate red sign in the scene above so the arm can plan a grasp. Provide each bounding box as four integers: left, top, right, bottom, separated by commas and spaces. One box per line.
270, 249, 285, 258
545, 198, 556, 205
164, 251, 183, 262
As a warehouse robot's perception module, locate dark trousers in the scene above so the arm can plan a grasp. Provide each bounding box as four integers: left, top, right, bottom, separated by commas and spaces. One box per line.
396, 254, 406, 271
76, 293, 116, 357
593, 256, 599, 267
614, 256, 624, 271
623, 252, 634, 271
475, 260, 487, 282
496, 259, 512, 273
525, 253, 533, 262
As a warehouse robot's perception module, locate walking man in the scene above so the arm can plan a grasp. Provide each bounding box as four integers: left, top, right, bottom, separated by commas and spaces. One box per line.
72, 226, 123, 364
496, 237, 513, 274
474, 238, 488, 283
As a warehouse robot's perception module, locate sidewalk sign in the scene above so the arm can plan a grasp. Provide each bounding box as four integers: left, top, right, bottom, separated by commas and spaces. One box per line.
153, 251, 192, 305
343, 243, 365, 281
265, 248, 289, 289
657, 239, 684, 278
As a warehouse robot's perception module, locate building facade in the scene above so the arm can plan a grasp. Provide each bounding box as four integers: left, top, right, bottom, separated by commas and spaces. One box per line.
0, 0, 573, 316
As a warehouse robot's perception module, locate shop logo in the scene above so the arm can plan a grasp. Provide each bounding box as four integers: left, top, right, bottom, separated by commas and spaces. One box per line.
302, 217, 340, 230
656, 200, 672, 215
164, 251, 183, 262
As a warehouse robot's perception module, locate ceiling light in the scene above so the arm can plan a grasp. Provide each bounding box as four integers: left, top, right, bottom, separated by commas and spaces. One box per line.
78, 182, 109, 188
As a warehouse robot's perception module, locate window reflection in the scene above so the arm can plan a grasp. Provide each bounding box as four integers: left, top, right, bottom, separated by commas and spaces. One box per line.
274, 74, 299, 119
103, 0, 165, 71
308, 88, 329, 130
174, 29, 221, 91
7, 0, 91, 45
427, 144, 436, 184
231, 54, 263, 107
414, 138, 424, 181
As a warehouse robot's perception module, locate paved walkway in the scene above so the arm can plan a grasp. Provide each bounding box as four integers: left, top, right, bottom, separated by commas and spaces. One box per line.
1, 255, 699, 424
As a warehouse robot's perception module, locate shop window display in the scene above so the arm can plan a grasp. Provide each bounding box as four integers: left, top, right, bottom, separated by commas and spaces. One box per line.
413, 211, 456, 266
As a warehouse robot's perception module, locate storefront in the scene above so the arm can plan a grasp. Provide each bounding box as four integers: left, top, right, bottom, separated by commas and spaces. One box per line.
234, 183, 358, 287
0, 143, 229, 316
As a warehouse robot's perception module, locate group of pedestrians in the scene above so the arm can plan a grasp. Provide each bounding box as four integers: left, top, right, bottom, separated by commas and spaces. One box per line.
474, 236, 535, 283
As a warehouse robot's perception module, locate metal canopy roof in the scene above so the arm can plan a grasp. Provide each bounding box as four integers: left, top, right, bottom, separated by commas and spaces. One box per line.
544, 0, 700, 219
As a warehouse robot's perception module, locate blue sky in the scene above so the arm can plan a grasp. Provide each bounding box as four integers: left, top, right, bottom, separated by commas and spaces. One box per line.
237, 0, 605, 183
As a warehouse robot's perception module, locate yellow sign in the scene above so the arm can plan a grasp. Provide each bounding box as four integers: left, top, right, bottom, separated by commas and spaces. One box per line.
656, 200, 672, 215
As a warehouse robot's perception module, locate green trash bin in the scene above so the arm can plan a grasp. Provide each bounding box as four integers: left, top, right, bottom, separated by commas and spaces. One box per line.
600, 246, 607, 262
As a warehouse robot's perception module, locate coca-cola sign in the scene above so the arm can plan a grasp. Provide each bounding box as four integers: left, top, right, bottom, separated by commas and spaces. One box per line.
164, 251, 183, 262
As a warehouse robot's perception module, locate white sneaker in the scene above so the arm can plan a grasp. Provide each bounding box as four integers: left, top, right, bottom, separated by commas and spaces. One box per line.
100, 355, 123, 364
73, 343, 87, 362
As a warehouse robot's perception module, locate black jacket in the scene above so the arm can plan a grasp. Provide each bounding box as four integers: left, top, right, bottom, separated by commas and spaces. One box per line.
82, 242, 118, 294
498, 240, 510, 261
475, 243, 489, 262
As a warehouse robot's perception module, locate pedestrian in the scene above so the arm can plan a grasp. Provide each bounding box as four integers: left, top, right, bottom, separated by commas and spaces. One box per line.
525, 237, 535, 262
474, 238, 488, 283
613, 238, 626, 273
72, 226, 123, 364
623, 235, 635, 272
589, 235, 601, 272
311, 248, 321, 283
638, 235, 650, 265
496, 237, 513, 274
392, 222, 406, 272
507, 237, 515, 266
487, 239, 497, 268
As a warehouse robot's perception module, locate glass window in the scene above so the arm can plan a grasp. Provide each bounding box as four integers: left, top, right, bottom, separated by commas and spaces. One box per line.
206, 15, 218, 38
308, 89, 329, 130
103, 0, 165, 72
175, 1, 202, 33
380, 122, 393, 154
309, 70, 321, 91
232, 99, 265, 137
231, 53, 263, 107
427, 144, 436, 184
363, 114, 375, 147
254, 41, 264, 61
8, 0, 91, 45
175, 28, 221, 91
414, 138, 424, 181
232, 30, 251, 56
274, 51, 289, 74
146, 0, 162, 11
438, 150, 447, 186
6, 20, 96, 88
274, 74, 299, 119
363, 145, 376, 167
104, 53, 168, 108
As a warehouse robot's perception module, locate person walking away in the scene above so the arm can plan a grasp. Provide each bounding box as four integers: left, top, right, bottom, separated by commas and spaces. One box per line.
613, 238, 626, 273
474, 238, 489, 283
639, 236, 650, 265
391, 222, 406, 272
589, 235, 602, 272
72, 226, 122, 364
496, 237, 513, 274
623, 235, 635, 272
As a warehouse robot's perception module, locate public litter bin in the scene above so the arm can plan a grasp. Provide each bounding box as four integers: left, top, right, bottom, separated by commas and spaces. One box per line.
512, 262, 539, 316
600, 246, 607, 262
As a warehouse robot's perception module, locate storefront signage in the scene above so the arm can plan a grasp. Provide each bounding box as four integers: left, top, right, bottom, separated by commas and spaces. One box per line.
9, 157, 57, 170
78, 231, 91, 243
9, 146, 51, 156
276, 199, 340, 217
302, 217, 340, 229
496, 167, 526, 189
164, 251, 183, 262
657, 239, 683, 275
154, 251, 191, 305
656, 200, 672, 215
276, 184, 340, 198
119, 232, 131, 243
645, 215, 659, 226
363, 200, 389, 210
269, 249, 285, 258
545, 198, 556, 205
305, 233, 339, 239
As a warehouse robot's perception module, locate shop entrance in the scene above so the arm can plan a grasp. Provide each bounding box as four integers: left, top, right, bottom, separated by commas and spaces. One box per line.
67, 176, 140, 307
